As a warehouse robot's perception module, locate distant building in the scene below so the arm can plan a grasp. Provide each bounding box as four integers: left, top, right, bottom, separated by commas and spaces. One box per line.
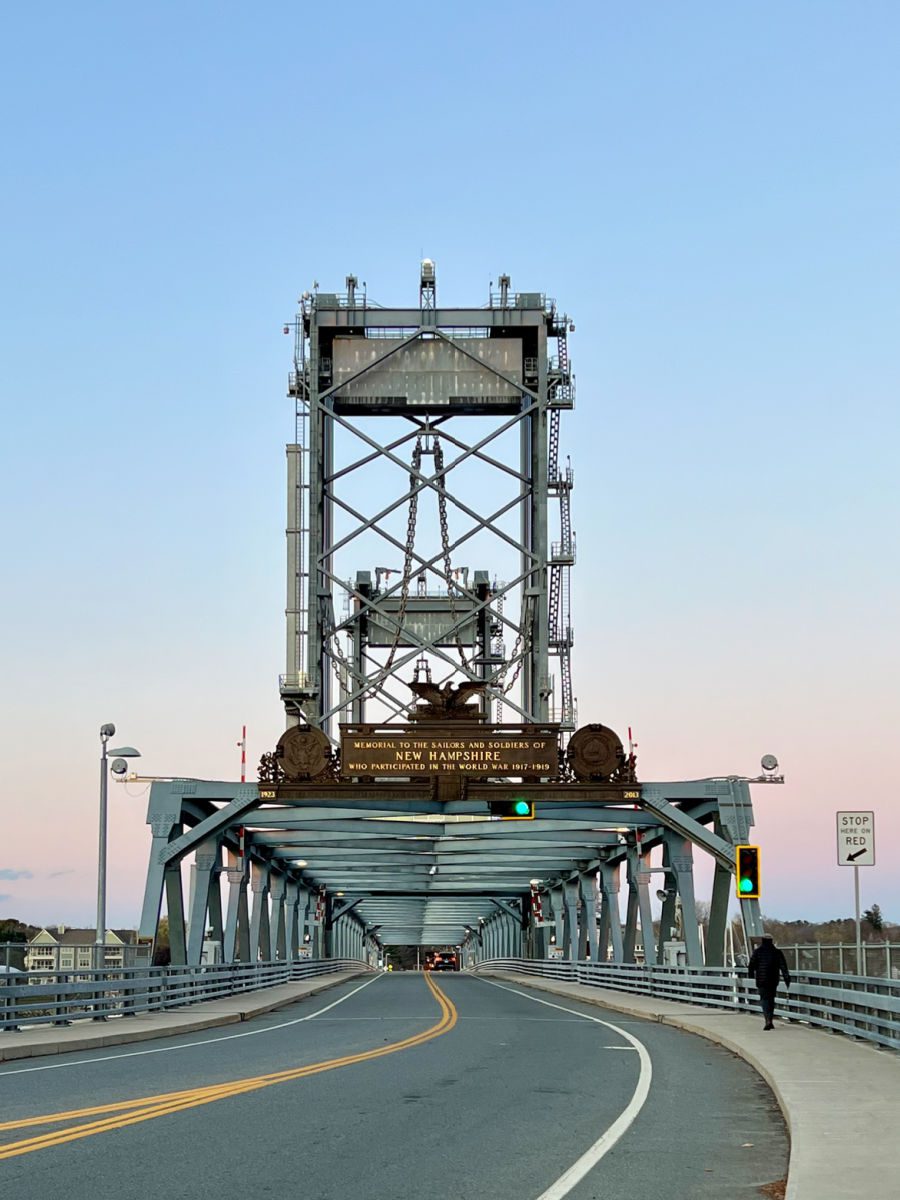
26, 926, 137, 971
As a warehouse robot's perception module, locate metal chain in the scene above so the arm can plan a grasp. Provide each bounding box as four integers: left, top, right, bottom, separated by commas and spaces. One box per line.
492, 625, 528, 695
323, 622, 365, 724
488, 584, 536, 696
381, 437, 421, 677
434, 437, 471, 671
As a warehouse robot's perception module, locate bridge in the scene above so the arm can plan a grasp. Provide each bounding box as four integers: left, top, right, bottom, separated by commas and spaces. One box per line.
2, 267, 896, 1200
136, 262, 773, 971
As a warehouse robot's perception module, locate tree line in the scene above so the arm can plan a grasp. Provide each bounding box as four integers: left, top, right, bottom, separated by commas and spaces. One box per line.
752, 904, 895, 945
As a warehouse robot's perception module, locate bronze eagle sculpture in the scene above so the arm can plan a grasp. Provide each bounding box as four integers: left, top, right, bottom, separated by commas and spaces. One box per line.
407, 678, 488, 720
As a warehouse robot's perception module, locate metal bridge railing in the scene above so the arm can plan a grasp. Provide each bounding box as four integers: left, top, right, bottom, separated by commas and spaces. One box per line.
0, 959, 372, 1032
474, 959, 900, 1052
778, 941, 900, 979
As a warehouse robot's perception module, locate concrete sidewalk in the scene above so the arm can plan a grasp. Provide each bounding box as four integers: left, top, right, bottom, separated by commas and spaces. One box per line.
480, 970, 900, 1200
0, 969, 366, 1063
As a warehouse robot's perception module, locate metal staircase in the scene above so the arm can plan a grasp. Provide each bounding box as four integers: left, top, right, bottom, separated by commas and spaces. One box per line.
547, 324, 576, 731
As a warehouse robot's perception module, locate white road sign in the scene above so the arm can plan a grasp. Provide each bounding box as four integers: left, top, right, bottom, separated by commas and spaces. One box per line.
836, 811, 875, 866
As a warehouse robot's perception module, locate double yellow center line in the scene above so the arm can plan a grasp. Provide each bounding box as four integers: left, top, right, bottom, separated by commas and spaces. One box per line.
0, 972, 456, 1160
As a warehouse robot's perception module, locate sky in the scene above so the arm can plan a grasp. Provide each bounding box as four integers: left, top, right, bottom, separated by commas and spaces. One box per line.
1, 2, 898, 932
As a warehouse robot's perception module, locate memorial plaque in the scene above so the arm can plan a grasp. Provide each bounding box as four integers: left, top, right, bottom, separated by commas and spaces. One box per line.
341, 727, 557, 778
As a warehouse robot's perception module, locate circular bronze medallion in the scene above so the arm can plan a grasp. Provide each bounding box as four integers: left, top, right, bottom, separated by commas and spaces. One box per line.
276, 726, 330, 781
567, 724, 625, 781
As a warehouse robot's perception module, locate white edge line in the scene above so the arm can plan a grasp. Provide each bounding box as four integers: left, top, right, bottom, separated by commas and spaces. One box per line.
478, 978, 653, 1200
0, 974, 383, 1076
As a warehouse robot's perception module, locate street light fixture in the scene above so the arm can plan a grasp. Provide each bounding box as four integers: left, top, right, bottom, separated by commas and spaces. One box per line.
97, 724, 141, 968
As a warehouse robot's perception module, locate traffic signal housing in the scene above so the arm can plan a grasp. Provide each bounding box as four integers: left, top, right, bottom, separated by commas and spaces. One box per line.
735, 845, 761, 899
489, 798, 535, 820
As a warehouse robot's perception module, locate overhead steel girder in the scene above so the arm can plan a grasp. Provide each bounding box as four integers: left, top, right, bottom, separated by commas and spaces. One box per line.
268, 785, 643, 804
150, 784, 726, 854
159, 786, 262, 865
328, 897, 364, 925
246, 815, 632, 836
275, 836, 625, 854
140, 770, 762, 959
301, 865, 554, 879
304, 874, 544, 887
252, 834, 620, 854
316, 322, 541, 409
639, 786, 736, 872
312, 305, 546, 332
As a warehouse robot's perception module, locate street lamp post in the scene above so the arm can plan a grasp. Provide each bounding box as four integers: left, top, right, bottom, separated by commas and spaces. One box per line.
96, 723, 141, 970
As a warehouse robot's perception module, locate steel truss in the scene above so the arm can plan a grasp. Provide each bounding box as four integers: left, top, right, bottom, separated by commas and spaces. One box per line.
138, 774, 768, 966
281, 267, 576, 734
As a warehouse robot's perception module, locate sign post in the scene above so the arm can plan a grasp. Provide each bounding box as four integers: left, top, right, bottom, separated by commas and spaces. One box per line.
836, 811, 875, 973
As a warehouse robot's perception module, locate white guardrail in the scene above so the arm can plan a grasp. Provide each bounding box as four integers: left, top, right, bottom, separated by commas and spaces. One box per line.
0, 959, 372, 1032
473, 958, 900, 1052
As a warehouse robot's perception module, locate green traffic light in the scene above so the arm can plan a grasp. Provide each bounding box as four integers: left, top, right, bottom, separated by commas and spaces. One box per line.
734, 845, 761, 898
513, 799, 530, 816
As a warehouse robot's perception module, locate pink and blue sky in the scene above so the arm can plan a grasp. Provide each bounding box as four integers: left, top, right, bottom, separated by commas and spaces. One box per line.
2, 3, 898, 931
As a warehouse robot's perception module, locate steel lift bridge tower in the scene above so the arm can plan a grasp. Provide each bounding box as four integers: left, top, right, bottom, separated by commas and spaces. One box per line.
139, 264, 779, 967
281, 261, 576, 735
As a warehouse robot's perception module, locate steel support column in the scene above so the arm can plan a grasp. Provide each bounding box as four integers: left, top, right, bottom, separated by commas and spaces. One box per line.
579, 871, 599, 963
599, 862, 624, 963
223, 856, 250, 963
186, 841, 221, 966
534, 914, 549, 961
667, 834, 702, 966
286, 883, 301, 964
507, 912, 519, 957
623, 846, 641, 963
563, 879, 579, 962
576, 883, 590, 962
656, 841, 677, 964
550, 885, 564, 954
249, 862, 272, 962
270, 874, 287, 960
632, 845, 657, 965
138, 803, 182, 943
707, 821, 733, 967
165, 860, 187, 966
739, 896, 764, 941
298, 887, 313, 957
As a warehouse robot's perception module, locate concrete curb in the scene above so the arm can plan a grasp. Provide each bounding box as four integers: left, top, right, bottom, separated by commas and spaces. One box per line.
0, 970, 368, 1063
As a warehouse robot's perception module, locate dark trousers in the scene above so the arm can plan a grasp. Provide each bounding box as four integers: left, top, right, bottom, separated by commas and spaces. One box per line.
758, 986, 777, 1023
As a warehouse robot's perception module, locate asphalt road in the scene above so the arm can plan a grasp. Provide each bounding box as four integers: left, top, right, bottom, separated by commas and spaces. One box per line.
0, 973, 787, 1199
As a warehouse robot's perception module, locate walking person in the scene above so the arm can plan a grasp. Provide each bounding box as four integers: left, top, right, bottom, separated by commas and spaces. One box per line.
748, 933, 791, 1030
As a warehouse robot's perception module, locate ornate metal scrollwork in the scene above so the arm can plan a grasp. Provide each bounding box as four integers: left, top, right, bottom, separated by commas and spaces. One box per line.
258, 752, 285, 784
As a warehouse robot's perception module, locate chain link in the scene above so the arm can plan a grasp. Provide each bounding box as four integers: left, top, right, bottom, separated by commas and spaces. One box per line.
433, 437, 472, 672
491, 623, 528, 695
381, 436, 421, 678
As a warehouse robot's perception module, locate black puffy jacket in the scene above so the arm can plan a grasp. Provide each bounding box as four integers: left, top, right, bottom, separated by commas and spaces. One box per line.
748, 941, 791, 990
